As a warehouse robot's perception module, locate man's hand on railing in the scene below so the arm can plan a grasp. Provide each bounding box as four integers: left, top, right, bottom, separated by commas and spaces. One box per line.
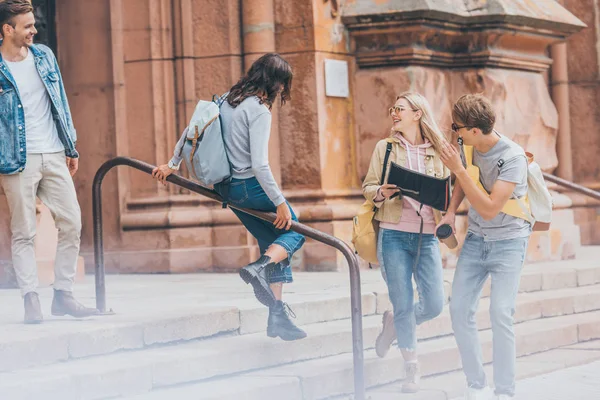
152, 164, 175, 185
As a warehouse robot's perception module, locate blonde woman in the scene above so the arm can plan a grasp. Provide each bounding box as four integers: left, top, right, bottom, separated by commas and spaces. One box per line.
362, 92, 451, 393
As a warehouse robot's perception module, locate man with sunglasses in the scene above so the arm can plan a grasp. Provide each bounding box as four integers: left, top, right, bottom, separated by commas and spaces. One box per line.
436, 94, 531, 400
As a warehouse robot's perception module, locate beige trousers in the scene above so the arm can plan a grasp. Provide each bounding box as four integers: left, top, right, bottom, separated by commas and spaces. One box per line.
0, 152, 81, 296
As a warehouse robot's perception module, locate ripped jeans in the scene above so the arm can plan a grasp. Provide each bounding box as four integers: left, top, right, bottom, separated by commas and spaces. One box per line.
215, 177, 305, 283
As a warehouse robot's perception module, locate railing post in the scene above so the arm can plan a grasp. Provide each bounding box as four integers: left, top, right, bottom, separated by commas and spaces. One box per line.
344, 248, 366, 400
92, 163, 107, 313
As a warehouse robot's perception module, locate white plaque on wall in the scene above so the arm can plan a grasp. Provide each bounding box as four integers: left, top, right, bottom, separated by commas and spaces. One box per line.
324, 59, 349, 98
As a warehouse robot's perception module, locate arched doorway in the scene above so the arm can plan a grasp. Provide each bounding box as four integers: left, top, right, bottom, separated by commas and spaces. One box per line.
32, 0, 56, 53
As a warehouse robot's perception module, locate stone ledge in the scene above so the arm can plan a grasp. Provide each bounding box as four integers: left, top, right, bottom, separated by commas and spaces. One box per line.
342, 0, 585, 71
342, 0, 586, 33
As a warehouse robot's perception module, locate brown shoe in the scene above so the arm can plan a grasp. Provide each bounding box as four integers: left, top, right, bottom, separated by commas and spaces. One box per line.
375, 310, 396, 358
401, 361, 420, 393
51, 290, 99, 318
24, 292, 43, 324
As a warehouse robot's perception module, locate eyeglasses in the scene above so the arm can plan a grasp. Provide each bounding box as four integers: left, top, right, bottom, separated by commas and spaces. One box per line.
389, 106, 416, 116
451, 123, 471, 132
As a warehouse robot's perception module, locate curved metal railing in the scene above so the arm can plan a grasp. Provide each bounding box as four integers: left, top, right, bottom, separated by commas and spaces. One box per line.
92, 156, 366, 400
543, 172, 600, 201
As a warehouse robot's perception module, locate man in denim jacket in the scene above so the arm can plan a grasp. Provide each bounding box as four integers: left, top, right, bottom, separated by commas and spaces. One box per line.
0, 0, 97, 323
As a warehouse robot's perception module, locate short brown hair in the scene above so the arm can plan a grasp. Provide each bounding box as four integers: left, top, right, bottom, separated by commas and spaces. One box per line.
452, 94, 496, 135
0, 0, 33, 34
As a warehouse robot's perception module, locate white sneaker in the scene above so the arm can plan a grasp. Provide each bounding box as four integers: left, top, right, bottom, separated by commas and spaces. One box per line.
464, 386, 494, 400
496, 395, 513, 400
401, 361, 420, 393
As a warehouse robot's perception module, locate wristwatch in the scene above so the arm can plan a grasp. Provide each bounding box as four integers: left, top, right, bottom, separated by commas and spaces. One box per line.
167, 160, 180, 170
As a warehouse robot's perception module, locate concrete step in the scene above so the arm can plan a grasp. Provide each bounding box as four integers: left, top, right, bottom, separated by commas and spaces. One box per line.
0, 290, 378, 374
0, 314, 381, 400
119, 311, 600, 400
374, 254, 600, 313
365, 340, 600, 400
1, 255, 599, 375
2, 284, 600, 400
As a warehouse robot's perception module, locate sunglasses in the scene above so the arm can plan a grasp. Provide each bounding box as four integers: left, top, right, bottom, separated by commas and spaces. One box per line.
389, 106, 415, 116
451, 123, 471, 132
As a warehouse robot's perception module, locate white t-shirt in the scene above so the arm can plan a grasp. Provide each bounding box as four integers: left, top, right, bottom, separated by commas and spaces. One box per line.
4, 49, 63, 154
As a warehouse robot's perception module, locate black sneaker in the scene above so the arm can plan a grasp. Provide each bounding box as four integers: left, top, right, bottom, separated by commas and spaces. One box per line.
239, 255, 276, 308
267, 301, 307, 341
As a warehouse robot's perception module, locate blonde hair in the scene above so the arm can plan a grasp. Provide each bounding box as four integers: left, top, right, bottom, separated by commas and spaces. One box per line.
395, 92, 447, 154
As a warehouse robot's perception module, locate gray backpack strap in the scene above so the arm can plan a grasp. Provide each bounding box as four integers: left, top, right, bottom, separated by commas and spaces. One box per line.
213, 93, 232, 208
497, 144, 528, 202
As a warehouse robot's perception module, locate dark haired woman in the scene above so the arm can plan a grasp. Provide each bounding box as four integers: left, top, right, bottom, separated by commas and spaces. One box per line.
153, 53, 306, 341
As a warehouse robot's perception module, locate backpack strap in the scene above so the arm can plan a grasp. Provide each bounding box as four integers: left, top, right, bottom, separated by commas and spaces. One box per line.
188, 115, 219, 164
212, 92, 232, 208
462, 144, 533, 223
381, 142, 393, 185
372, 142, 393, 212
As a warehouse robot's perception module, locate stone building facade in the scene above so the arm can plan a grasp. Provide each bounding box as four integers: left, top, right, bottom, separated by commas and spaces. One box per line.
0, 0, 598, 285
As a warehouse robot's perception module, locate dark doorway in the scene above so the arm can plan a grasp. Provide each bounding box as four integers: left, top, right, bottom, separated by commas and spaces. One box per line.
32, 0, 57, 53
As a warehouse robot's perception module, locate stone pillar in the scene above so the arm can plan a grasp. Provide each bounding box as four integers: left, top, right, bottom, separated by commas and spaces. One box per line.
275, 0, 361, 270
551, 42, 575, 181
241, 0, 275, 67
241, 0, 281, 185
559, 0, 600, 245
76, 0, 254, 273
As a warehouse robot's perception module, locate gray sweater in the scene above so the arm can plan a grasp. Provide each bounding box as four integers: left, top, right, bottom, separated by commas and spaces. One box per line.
220, 96, 284, 206
171, 96, 284, 206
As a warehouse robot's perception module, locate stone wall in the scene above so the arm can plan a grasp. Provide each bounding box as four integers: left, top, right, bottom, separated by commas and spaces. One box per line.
561, 0, 600, 244
0, 0, 597, 283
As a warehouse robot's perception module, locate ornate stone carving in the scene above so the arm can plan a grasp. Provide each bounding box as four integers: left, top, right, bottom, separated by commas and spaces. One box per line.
342, 0, 585, 71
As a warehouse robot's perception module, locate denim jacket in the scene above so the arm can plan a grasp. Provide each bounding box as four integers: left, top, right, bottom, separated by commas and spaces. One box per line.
0, 44, 78, 175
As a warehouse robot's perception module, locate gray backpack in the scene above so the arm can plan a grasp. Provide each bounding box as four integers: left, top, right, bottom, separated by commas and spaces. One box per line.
180, 95, 231, 184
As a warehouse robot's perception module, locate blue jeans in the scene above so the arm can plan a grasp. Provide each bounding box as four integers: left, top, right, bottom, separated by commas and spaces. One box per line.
377, 228, 445, 350
450, 232, 529, 397
215, 177, 305, 283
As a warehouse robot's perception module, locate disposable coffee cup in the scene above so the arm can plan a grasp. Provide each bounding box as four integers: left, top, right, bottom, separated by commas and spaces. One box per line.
436, 224, 453, 239
436, 224, 458, 249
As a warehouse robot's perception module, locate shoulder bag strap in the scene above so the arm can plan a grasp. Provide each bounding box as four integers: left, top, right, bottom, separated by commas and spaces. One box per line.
373, 142, 393, 212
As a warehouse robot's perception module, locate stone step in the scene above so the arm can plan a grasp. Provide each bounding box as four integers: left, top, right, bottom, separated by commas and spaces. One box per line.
374, 254, 600, 313
2, 285, 600, 400
1, 255, 599, 375
366, 340, 600, 399
0, 290, 378, 374
119, 311, 600, 400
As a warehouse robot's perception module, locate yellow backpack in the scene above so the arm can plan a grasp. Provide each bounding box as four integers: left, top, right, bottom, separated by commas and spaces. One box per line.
463, 145, 552, 231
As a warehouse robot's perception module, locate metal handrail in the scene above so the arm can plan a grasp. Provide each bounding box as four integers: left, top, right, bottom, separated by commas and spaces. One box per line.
92, 156, 366, 400
543, 172, 600, 201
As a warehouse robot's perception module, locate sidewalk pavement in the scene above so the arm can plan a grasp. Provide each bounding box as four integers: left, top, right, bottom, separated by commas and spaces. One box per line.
368, 341, 600, 400
448, 360, 600, 400
509, 360, 600, 400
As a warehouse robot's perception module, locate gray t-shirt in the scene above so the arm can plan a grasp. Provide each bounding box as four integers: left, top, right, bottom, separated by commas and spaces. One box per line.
219, 96, 285, 206
467, 134, 532, 241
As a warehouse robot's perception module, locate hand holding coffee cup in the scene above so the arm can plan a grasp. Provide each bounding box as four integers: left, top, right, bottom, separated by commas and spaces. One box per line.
435, 215, 458, 249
